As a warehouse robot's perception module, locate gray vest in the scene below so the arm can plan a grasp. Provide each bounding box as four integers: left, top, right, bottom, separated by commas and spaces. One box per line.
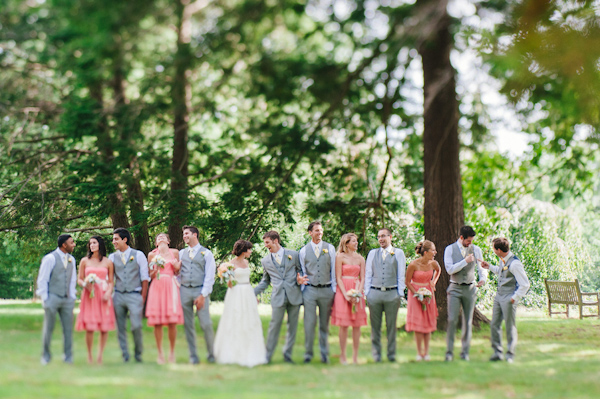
114, 249, 143, 292
451, 243, 476, 284
371, 248, 399, 288
497, 255, 518, 296
48, 251, 75, 297
303, 242, 333, 285
180, 246, 207, 288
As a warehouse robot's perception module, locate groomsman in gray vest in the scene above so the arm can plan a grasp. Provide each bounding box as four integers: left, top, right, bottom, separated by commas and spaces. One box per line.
365, 228, 406, 362
179, 225, 216, 364
110, 228, 150, 363
255, 230, 306, 364
482, 238, 530, 363
443, 225, 487, 361
298, 221, 336, 364
36, 234, 77, 364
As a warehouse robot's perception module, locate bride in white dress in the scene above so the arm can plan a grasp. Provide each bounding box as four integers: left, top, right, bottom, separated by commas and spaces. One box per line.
214, 240, 267, 367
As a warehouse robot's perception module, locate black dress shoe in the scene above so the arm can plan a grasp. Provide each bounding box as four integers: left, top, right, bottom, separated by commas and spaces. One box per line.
321, 355, 329, 364
304, 358, 312, 364
123, 354, 130, 363
134, 355, 143, 363
284, 357, 295, 364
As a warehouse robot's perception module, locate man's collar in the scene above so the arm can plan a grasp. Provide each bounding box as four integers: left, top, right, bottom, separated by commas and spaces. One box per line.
502, 251, 513, 263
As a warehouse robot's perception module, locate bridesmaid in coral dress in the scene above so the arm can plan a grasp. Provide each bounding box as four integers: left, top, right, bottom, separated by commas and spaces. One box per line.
145, 233, 184, 364
331, 233, 367, 364
405, 240, 440, 361
76, 236, 115, 364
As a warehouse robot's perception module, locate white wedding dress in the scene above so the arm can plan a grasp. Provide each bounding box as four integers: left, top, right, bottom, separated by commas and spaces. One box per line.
214, 267, 267, 367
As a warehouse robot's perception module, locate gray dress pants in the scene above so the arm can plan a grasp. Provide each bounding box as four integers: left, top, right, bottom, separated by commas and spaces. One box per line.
113, 291, 144, 361
180, 286, 215, 363
366, 289, 401, 361
41, 293, 75, 363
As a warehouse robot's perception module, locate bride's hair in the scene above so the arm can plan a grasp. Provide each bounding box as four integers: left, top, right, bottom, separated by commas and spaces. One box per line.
337, 233, 358, 254
232, 240, 253, 256
155, 232, 170, 247
415, 240, 434, 256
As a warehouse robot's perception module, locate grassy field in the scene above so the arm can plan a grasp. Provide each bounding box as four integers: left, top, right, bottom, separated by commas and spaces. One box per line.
1, 301, 599, 399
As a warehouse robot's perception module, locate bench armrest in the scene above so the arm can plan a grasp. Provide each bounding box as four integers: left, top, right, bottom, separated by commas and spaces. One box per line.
581, 292, 599, 297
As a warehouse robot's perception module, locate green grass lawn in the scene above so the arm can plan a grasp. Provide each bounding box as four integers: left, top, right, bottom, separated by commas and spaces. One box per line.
1, 301, 600, 399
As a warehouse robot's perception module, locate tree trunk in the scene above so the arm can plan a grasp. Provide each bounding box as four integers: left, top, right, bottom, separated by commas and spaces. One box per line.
89, 81, 130, 230
168, 0, 193, 250
111, 38, 151, 255
418, 0, 488, 331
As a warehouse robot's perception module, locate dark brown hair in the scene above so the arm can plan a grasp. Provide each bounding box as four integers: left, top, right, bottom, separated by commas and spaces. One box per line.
232, 240, 253, 256
492, 237, 510, 253
182, 225, 199, 237
307, 221, 322, 232
262, 230, 281, 244
86, 236, 106, 261
459, 225, 476, 239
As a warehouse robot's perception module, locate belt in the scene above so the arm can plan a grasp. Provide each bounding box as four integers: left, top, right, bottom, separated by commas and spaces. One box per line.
308, 283, 332, 288
181, 284, 202, 288
371, 286, 397, 292
450, 281, 474, 286
115, 290, 141, 294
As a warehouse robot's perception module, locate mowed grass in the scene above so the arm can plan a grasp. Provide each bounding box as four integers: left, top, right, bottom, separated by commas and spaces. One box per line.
1, 301, 600, 399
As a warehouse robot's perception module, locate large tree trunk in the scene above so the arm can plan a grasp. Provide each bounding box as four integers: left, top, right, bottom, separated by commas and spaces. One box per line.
168, 0, 194, 249
418, 0, 488, 330
112, 38, 151, 255
89, 81, 130, 230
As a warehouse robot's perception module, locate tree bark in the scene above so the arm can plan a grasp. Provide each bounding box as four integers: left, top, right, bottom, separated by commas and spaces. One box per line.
89, 81, 130, 230
418, 0, 488, 331
111, 38, 151, 255
168, 0, 193, 249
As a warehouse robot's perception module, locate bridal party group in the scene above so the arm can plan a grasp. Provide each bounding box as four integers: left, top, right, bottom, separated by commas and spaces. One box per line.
37, 223, 530, 367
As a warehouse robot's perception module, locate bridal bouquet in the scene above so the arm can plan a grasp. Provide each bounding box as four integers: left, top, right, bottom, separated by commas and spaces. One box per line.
346, 289, 362, 313
218, 263, 237, 287
414, 287, 433, 311
84, 273, 99, 298
149, 255, 166, 280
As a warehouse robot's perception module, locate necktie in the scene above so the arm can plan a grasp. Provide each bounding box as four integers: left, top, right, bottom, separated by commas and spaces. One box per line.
63, 255, 68, 269
121, 252, 126, 264
461, 247, 466, 258
314, 246, 320, 258
189, 248, 195, 259
382, 249, 387, 261
274, 254, 281, 265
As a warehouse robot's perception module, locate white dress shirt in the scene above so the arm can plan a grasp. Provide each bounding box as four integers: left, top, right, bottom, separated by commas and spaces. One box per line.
487, 252, 531, 303
444, 240, 487, 284
108, 246, 150, 291
298, 240, 337, 292
36, 248, 77, 302
364, 246, 406, 296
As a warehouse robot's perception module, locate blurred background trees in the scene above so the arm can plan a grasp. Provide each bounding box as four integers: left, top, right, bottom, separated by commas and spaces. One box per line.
1, 0, 598, 311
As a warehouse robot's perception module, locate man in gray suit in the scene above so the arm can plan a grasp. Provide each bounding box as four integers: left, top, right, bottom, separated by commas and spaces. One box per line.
443, 225, 487, 362
110, 228, 150, 363
365, 228, 406, 362
179, 225, 216, 364
482, 238, 530, 363
255, 230, 306, 364
36, 234, 77, 365
298, 221, 336, 364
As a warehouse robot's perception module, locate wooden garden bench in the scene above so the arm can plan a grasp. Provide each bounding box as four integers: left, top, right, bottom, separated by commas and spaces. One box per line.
544, 279, 599, 319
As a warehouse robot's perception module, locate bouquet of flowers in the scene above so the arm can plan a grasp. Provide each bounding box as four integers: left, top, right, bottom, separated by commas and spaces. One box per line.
414, 287, 433, 311
84, 273, 99, 298
149, 255, 166, 280
218, 263, 236, 287
346, 289, 363, 313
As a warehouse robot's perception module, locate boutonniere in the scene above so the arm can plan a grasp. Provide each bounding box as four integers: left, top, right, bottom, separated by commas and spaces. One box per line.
322, 248, 328, 254
288, 255, 292, 260
201, 251, 206, 256
389, 251, 395, 256
129, 256, 134, 262
502, 266, 508, 271
69, 256, 75, 263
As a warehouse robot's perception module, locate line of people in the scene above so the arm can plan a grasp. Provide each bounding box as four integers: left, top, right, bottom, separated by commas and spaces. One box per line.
37, 223, 529, 366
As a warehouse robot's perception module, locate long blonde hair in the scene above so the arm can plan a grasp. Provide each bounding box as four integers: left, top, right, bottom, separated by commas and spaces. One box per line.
337, 233, 358, 254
